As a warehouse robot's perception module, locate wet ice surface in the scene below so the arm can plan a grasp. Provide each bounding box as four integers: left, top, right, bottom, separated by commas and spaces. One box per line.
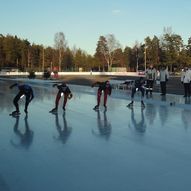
0, 79, 191, 191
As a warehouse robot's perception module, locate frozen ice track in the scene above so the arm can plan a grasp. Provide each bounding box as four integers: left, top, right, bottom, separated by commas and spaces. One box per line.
0, 79, 191, 191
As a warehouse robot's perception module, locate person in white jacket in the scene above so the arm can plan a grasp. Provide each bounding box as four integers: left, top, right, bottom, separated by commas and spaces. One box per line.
145, 64, 157, 96
181, 67, 191, 97
159, 66, 169, 96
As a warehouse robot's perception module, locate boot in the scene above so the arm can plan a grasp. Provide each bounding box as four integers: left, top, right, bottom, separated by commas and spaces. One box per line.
11, 111, 20, 116
93, 105, 99, 110
50, 108, 58, 113
141, 101, 145, 107
127, 101, 133, 107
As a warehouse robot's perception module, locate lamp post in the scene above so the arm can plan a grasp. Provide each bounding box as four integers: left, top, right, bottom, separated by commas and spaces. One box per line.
42, 47, 45, 72
136, 48, 139, 72
144, 46, 147, 72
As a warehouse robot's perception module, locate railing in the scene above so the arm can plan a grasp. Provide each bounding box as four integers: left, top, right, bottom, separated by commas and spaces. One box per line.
0, 71, 143, 76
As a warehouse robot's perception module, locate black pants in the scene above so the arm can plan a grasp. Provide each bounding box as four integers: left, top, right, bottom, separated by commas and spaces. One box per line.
184, 83, 191, 97
160, 82, 166, 95
13, 92, 30, 112
146, 80, 154, 94
131, 87, 145, 99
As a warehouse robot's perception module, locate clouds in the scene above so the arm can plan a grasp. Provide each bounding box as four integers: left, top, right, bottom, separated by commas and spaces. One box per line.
112, 9, 122, 15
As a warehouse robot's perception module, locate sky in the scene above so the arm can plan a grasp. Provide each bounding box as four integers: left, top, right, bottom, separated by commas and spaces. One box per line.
1, 0, 191, 55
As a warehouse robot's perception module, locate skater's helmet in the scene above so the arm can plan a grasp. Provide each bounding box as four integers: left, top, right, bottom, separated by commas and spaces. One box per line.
105, 80, 110, 85
62, 82, 66, 86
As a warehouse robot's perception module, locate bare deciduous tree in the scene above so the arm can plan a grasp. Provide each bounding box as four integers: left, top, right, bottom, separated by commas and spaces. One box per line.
54, 32, 67, 71
95, 34, 121, 71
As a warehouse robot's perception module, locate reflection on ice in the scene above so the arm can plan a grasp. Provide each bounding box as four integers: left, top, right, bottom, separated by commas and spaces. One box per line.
128, 107, 146, 133
145, 103, 157, 125
10, 115, 34, 150
184, 97, 191, 104
92, 110, 112, 140
181, 108, 191, 130
1, 79, 191, 191
52, 112, 72, 144
0, 174, 10, 191
158, 105, 169, 126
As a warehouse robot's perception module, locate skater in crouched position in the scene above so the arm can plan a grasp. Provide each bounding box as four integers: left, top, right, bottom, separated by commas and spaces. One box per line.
50, 82, 72, 112
10, 83, 34, 115
127, 77, 146, 108
92, 80, 112, 110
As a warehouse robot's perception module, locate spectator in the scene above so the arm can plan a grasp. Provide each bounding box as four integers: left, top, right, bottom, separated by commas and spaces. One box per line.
159, 66, 169, 96
181, 67, 191, 97
145, 64, 157, 96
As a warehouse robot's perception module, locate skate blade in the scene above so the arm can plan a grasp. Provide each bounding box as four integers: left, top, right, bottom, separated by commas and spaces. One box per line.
49, 110, 57, 113
9, 113, 20, 116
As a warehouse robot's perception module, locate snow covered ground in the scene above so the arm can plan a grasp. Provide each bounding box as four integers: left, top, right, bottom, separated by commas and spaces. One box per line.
0, 79, 191, 191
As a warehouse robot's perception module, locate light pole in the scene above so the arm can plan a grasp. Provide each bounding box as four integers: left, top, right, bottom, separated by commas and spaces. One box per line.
42, 47, 45, 72
136, 48, 139, 72
144, 46, 147, 72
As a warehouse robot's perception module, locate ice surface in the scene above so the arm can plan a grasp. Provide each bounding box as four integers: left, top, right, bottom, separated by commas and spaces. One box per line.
0, 79, 191, 191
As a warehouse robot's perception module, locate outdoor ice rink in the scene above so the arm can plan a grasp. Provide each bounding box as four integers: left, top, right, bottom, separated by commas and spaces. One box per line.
0, 78, 191, 191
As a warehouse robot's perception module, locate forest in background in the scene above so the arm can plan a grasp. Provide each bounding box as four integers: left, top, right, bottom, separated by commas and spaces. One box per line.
1, 29, 191, 73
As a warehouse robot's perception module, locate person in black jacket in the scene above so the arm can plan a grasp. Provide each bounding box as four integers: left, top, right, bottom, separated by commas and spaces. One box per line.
50, 82, 72, 112
127, 77, 145, 107
10, 83, 34, 115
92, 80, 112, 110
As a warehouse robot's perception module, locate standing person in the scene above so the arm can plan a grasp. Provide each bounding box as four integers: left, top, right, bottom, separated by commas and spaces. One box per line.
9, 83, 34, 115
159, 65, 169, 96
50, 82, 73, 112
145, 64, 157, 96
92, 80, 112, 110
127, 77, 146, 108
181, 66, 191, 97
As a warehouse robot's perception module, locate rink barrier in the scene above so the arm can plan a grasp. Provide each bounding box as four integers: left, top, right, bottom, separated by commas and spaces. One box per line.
0, 71, 143, 77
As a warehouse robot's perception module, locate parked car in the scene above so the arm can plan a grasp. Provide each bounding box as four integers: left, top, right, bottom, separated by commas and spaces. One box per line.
138, 70, 145, 75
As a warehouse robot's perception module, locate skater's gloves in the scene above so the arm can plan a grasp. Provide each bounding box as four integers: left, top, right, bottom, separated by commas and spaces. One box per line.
68, 93, 73, 99
52, 84, 58, 87
9, 83, 18, 89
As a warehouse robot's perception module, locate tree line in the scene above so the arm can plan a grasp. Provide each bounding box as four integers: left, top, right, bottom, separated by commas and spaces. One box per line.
1, 29, 191, 73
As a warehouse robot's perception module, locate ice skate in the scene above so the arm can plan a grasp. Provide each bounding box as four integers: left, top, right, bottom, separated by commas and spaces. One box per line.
103, 105, 107, 111
127, 102, 133, 108
93, 105, 99, 110
141, 101, 145, 108
49, 108, 58, 113
10, 111, 20, 116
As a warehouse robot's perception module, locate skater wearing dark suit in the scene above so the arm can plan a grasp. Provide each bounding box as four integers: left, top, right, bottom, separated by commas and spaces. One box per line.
50, 82, 73, 112
10, 83, 34, 115
127, 77, 146, 107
